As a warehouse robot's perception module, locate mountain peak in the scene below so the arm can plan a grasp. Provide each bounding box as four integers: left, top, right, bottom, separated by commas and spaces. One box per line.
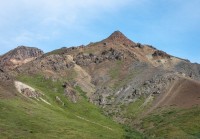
107, 30, 128, 40
104, 30, 135, 46
0, 46, 44, 70
109, 30, 126, 38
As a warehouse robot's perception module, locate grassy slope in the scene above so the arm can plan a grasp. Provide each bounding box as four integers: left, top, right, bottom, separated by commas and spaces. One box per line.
124, 97, 147, 120
120, 95, 200, 139
140, 107, 200, 139
1, 67, 199, 139
0, 75, 143, 139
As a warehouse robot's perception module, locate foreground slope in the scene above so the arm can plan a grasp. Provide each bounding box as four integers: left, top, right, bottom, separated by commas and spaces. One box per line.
0, 74, 137, 139
131, 77, 200, 138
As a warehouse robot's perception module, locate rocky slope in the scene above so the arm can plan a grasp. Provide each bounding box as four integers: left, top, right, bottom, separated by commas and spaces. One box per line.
15, 31, 200, 119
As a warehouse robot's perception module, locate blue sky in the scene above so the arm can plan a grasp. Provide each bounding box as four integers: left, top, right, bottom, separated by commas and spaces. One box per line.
0, 0, 200, 63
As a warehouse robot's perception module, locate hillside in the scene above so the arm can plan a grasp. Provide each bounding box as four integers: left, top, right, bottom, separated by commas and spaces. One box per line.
0, 31, 200, 138
0, 75, 129, 139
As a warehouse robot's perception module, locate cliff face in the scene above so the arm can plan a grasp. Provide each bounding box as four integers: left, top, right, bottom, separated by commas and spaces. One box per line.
0, 46, 43, 70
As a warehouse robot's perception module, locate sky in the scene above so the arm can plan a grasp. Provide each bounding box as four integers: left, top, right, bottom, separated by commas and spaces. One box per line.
0, 0, 200, 63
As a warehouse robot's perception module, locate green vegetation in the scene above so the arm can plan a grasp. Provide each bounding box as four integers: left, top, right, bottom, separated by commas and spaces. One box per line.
2, 74, 199, 138
109, 60, 123, 79
0, 74, 126, 139
123, 126, 145, 139
75, 86, 87, 99
141, 107, 200, 138
123, 96, 153, 121
125, 97, 146, 119
119, 96, 200, 138
121, 96, 200, 138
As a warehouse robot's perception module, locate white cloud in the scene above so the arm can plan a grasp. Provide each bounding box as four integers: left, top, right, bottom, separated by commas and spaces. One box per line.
0, 0, 133, 27
0, 0, 138, 53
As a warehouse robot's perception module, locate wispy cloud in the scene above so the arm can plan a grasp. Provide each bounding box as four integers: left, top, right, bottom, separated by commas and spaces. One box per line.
0, 0, 137, 53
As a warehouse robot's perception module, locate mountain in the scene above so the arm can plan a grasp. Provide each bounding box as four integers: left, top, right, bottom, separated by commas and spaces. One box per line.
0, 46, 43, 70
0, 31, 200, 138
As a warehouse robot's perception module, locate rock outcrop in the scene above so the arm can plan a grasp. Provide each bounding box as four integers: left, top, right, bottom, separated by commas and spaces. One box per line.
0, 67, 11, 81
16, 54, 75, 76
14, 81, 51, 105
152, 50, 171, 59
74, 48, 125, 66
0, 46, 44, 70
63, 82, 78, 103
14, 81, 42, 99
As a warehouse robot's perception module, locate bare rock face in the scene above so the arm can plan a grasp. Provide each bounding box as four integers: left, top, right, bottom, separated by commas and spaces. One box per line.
40, 55, 75, 71
152, 50, 171, 59
0, 46, 44, 70
0, 67, 11, 81
74, 48, 125, 66
16, 54, 75, 77
21, 88, 41, 98
175, 61, 200, 80
63, 82, 78, 103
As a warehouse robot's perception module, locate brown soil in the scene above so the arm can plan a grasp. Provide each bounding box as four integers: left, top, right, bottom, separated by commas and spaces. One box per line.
152, 77, 200, 110
0, 82, 16, 99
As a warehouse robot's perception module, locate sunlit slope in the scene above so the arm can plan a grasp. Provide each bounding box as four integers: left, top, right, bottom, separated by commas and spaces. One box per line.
0, 75, 127, 139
